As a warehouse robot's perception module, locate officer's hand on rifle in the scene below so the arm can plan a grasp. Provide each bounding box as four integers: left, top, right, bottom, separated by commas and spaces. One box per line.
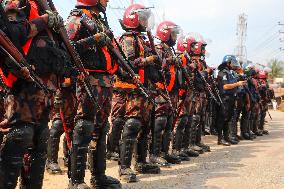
45, 10, 64, 30
94, 32, 112, 47
77, 72, 87, 81
145, 55, 160, 65
133, 75, 141, 85
20, 67, 30, 79
167, 57, 181, 65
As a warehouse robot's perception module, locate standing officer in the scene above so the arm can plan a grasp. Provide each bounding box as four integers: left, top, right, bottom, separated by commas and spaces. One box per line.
216, 55, 246, 146
65, 0, 121, 188
116, 3, 160, 183
149, 20, 183, 166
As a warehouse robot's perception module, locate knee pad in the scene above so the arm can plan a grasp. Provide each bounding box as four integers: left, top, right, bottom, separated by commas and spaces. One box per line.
50, 120, 64, 138
122, 118, 142, 139
154, 116, 167, 132
73, 119, 94, 146
192, 115, 201, 123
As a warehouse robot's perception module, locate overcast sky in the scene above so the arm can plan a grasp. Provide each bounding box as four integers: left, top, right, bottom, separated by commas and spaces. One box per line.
53, 0, 284, 67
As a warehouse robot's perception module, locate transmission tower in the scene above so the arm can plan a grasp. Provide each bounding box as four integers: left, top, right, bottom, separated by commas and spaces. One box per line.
235, 13, 248, 66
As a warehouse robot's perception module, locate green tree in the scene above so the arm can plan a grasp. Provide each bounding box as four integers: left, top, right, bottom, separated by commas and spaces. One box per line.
267, 59, 284, 79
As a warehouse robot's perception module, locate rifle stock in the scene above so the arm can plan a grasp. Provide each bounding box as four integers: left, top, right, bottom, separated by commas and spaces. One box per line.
79, 17, 155, 104
0, 29, 51, 94
35, 0, 100, 109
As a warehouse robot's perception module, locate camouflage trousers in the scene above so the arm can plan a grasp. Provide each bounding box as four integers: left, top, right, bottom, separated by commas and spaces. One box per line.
178, 90, 195, 117
125, 92, 153, 124
71, 82, 113, 180
47, 87, 78, 166
107, 89, 127, 154
0, 83, 51, 189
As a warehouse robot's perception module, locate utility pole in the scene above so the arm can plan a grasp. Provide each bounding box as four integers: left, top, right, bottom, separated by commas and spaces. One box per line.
235, 13, 248, 66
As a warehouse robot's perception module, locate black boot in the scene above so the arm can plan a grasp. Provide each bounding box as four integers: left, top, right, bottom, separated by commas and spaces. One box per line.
172, 150, 190, 161
162, 152, 181, 164
46, 136, 62, 174
63, 137, 69, 167
2, 155, 24, 189
217, 138, 231, 146
46, 120, 64, 174
182, 116, 199, 157
150, 116, 170, 167
119, 139, 137, 183
107, 118, 124, 161
241, 117, 251, 140
161, 116, 182, 164
69, 145, 90, 189
135, 131, 160, 174
227, 121, 239, 145
89, 126, 121, 189
190, 115, 204, 154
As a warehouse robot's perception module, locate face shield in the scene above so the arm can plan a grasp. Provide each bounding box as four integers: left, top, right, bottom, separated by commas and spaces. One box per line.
133, 7, 154, 31
230, 57, 241, 70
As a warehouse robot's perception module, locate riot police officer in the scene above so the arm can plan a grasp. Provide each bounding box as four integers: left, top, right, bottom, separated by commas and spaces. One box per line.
216, 55, 246, 146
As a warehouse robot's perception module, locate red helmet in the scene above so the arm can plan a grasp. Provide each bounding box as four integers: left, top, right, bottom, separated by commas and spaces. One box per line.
156, 21, 180, 42
122, 4, 151, 30
76, 0, 99, 8
177, 36, 196, 53
258, 70, 267, 79
192, 42, 203, 55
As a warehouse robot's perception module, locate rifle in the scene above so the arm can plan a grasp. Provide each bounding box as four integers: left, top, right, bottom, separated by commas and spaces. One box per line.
267, 110, 272, 120
146, 30, 176, 112
183, 52, 221, 106
208, 75, 224, 107
79, 16, 155, 104
0, 29, 51, 94
35, 0, 100, 109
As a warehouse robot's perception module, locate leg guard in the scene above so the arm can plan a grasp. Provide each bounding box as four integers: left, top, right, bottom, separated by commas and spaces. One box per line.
46, 119, 64, 174
107, 118, 124, 161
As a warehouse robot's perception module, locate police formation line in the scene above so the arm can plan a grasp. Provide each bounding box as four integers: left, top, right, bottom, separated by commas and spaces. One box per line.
0, 0, 274, 189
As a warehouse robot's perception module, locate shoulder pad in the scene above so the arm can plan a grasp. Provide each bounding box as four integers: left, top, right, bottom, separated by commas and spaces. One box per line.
70, 9, 83, 17
121, 31, 135, 37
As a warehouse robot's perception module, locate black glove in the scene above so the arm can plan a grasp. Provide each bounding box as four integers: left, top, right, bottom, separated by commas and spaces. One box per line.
46, 10, 64, 30
94, 32, 112, 47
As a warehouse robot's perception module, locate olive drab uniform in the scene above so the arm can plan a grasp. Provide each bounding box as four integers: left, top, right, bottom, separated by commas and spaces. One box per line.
46, 80, 77, 174
65, 8, 121, 189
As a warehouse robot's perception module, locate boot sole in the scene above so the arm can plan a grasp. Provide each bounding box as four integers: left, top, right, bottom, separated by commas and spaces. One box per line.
92, 183, 122, 189
46, 168, 62, 175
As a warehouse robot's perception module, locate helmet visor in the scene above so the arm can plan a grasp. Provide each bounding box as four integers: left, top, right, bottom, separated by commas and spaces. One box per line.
133, 8, 153, 30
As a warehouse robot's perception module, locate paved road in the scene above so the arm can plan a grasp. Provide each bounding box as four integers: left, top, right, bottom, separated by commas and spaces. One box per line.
37, 110, 284, 189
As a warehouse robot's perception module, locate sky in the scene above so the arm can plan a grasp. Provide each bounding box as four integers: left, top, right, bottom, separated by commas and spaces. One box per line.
53, 0, 284, 67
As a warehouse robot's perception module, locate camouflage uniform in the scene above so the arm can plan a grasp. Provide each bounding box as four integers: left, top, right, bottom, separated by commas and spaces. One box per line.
148, 42, 182, 166
107, 83, 127, 161
189, 56, 210, 152
0, 1, 75, 188
116, 31, 160, 182
177, 54, 200, 157
46, 83, 77, 174
65, 8, 120, 189
257, 78, 270, 135
250, 77, 262, 136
